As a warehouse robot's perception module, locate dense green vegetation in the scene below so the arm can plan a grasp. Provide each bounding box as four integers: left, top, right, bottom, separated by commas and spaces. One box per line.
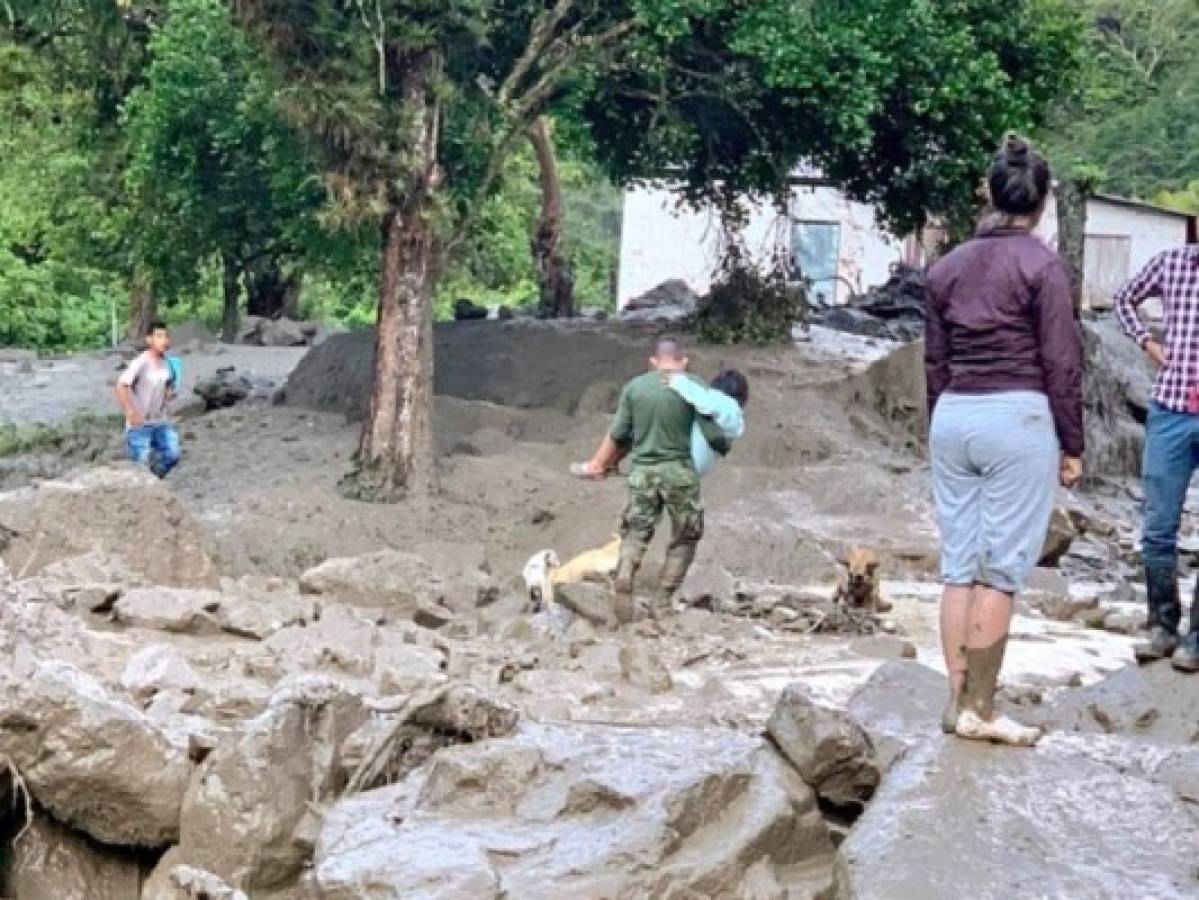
1041, 0, 1199, 207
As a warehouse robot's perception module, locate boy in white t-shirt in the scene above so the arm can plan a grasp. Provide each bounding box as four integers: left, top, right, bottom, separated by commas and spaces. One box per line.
116, 321, 181, 478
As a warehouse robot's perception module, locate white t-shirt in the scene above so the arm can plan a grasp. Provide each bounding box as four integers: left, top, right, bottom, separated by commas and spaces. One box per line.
118, 351, 171, 424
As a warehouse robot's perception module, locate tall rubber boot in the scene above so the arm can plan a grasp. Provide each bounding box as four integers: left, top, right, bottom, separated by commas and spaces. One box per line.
612, 536, 648, 625
651, 543, 697, 619
1135, 566, 1181, 664
954, 636, 1041, 747
1171, 578, 1199, 672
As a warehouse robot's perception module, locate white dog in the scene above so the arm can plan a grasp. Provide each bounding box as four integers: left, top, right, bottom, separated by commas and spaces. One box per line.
522, 549, 560, 611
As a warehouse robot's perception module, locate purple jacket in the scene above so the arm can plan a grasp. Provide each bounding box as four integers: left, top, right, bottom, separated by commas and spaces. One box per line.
924, 227, 1084, 457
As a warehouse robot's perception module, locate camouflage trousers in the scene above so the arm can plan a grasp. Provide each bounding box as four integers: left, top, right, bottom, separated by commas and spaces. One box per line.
621, 461, 704, 555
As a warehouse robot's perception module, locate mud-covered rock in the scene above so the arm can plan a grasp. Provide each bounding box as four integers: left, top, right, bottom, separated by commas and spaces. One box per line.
619, 641, 674, 693
846, 661, 945, 772
175, 675, 367, 892
113, 587, 224, 635
1041, 661, 1199, 745
768, 684, 880, 807
121, 644, 201, 705
1039, 505, 1077, 568
5, 813, 148, 900
142, 850, 251, 900
258, 317, 308, 347
0, 661, 192, 847
300, 549, 492, 620
0, 467, 219, 588
316, 723, 833, 898
833, 736, 1199, 899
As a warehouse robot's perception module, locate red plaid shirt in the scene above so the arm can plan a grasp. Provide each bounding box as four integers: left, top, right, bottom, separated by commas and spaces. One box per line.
1115, 246, 1199, 412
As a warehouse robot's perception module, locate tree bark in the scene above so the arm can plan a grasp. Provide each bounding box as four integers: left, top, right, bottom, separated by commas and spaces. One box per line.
528, 116, 574, 318
126, 269, 157, 344
352, 52, 441, 500
221, 253, 241, 344
1054, 179, 1089, 317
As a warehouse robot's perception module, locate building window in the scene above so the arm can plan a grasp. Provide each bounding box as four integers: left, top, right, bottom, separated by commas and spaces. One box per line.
790, 220, 842, 306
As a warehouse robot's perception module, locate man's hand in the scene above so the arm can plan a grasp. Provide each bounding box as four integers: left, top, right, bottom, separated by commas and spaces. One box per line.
1144, 339, 1167, 368
1060, 456, 1083, 489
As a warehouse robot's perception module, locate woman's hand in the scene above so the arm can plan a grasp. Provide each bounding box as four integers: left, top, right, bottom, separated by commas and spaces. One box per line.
1060, 456, 1083, 489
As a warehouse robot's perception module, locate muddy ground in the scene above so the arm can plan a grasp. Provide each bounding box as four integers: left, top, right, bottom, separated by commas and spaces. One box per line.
0, 319, 1196, 898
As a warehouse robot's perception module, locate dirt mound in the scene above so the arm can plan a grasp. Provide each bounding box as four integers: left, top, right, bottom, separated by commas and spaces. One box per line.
285, 321, 667, 420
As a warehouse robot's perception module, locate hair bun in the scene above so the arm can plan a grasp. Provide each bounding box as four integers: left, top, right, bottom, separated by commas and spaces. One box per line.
1003, 134, 1031, 168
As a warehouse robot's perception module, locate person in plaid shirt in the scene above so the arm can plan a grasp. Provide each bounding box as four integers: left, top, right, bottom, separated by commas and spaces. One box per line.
1115, 244, 1199, 672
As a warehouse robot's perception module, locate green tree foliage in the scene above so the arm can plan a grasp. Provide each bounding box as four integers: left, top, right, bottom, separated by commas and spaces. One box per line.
122, 0, 325, 311
0, 41, 125, 349
582, 0, 1083, 235
1041, 0, 1199, 199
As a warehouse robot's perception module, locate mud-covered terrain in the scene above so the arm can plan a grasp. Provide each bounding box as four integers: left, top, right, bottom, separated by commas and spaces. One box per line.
0, 318, 1194, 899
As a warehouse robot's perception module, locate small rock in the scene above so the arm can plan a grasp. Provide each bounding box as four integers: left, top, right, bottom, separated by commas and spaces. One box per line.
113, 587, 224, 635
1103, 611, 1137, 635
619, 641, 674, 693
1039, 506, 1077, 567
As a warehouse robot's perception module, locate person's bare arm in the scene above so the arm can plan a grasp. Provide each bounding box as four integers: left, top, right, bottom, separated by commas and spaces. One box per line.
116, 358, 145, 427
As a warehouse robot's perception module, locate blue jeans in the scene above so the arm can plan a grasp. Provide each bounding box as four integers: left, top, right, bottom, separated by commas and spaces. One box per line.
126, 424, 181, 478
1142, 403, 1199, 569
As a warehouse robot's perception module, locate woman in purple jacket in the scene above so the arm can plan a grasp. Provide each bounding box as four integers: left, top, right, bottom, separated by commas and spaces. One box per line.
925, 135, 1084, 747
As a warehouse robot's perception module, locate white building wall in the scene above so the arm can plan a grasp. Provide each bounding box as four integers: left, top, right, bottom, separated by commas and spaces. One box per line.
1035, 195, 1190, 310
617, 184, 906, 307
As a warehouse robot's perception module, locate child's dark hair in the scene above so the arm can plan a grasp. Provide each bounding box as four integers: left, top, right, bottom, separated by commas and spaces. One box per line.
146, 319, 169, 335
988, 134, 1051, 216
711, 369, 749, 407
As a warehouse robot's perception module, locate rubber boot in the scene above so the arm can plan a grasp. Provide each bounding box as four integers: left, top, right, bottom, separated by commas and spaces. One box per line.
612, 537, 648, 625
940, 688, 962, 735
651, 543, 697, 619
955, 636, 1041, 747
1171, 581, 1199, 672
1134, 566, 1181, 664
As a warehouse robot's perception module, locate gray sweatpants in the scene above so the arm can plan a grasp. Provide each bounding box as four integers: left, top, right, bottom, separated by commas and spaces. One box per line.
930, 391, 1059, 594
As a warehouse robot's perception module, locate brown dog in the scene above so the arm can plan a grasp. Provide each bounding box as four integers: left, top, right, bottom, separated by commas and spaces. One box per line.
835, 547, 892, 614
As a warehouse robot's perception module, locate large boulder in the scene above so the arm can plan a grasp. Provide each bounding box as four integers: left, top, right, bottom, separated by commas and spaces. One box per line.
113, 587, 224, 635
0, 662, 192, 847
5, 813, 148, 900
846, 661, 945, 771
833, 736, 1199, 899
1082, 316, 1155, 478
1040, 660, 1199, 746
258, 317, 308, 347
315, 723, 834, 899
621, 279, 699, 323
300, 549, 493, 620
0, 467, 219, 588
768, 684, 880, 807
175, 675, 367, 892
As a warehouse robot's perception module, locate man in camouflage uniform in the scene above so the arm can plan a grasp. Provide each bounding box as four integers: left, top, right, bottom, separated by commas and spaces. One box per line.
607, 339, 724, 623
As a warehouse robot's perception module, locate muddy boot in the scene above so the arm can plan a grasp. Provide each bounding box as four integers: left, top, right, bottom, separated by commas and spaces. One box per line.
940, 688, 962, 735
612, 538, 647, 625
1171, 589, 1199, 672
1134, 566, 1181, 664
955, 637, 1041, 748
651, 543, 696, 619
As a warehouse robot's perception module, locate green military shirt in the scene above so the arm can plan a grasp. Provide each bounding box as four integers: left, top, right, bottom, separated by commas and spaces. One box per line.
609, 371, 700, 468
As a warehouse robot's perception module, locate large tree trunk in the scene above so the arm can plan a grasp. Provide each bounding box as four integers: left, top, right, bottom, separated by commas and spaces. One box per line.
247, 258, 303, 319
351, 53, 440, 500
220, 253, 241, 344
126, 269, 157, 344
1054, 179, 1089, 317
528, 116, 574, 318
